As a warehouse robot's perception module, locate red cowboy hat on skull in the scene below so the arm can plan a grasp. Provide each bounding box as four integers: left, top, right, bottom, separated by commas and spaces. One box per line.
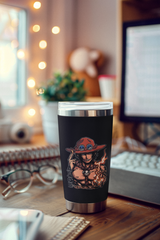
66, 137, 106, 154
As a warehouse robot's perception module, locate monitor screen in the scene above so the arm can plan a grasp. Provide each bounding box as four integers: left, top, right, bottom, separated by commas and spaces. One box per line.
120, 18, 160, 123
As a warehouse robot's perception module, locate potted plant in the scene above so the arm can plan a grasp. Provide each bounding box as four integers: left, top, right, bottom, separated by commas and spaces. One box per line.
36, 70, 87, 144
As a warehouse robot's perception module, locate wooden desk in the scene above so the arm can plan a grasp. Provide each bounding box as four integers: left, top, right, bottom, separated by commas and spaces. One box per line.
0, 134, 159, 239
0, 180, 160, 240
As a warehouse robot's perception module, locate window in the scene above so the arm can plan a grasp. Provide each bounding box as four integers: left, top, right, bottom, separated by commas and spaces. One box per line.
0, 0, 70, 134
0, 4, 26, 108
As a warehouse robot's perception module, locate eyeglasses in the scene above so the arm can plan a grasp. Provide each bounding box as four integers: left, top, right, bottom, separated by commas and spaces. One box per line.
0, 164, 59, 198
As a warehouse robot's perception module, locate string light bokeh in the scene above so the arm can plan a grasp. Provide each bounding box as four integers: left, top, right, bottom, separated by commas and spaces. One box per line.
33, 24, 40, 32
28, 108, 36, 116
52, 26, 60, 34
39, 40, 47, 49
17, 49, 25, 59
33, 1, 41, 9
27, 78, 36, 88
27, 1, 61, 119
38, 61, 46, 69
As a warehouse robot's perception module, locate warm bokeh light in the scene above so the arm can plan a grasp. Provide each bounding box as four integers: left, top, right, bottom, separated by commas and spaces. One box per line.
36, 88, 44, 95
20, 210, 28, 216
38, 61, 46, 69
27, 78, 35, 88
39, 88, 44, 94
36, 89, 39, 95
17, 49, 25, 59
33, 1, 41, 9
39, 40, 47, 49
11, 39, 19, 48
33, 24, 40, 32
28, 108, 36, 116
52, 26, 60, 34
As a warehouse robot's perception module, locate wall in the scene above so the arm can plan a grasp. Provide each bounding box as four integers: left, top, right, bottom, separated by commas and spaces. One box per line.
46, 0, 76, 78
74, 0, 117, 75
46, 0, 117, 77
0, 0, 49, 132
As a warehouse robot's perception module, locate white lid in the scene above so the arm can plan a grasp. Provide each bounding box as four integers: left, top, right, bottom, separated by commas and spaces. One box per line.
58, 102, 113, 117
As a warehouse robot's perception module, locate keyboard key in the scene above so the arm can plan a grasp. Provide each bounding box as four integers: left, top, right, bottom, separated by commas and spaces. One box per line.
111, 157, 125, 165
111, 151, 160, 176
126, 159, 133, 164
156, 163, 160, 169
148, 162, 156, 169
135, 153, 143, 160
128, 152, 136, 159
133, 160, 140, 167
143, 155, 150, 162
150, 156, 158, 163
141, 162, 148, 167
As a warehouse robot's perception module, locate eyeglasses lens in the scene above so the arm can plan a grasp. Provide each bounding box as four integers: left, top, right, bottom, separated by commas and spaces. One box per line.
8, 170, 31, 192
40, 166, 58, 183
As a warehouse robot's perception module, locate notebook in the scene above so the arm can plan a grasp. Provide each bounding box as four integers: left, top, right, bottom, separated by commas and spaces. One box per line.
0, 145, 61, 176
35, 215, 90, 240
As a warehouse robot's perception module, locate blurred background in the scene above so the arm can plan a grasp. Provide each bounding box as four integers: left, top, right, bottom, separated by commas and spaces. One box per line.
0, 0, 160, 147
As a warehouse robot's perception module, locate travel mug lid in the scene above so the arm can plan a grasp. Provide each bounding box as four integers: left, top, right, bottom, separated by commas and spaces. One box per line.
58, 102, 113, 117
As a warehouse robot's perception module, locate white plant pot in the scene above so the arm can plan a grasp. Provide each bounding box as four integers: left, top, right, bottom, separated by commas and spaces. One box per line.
39, 101, 59, 144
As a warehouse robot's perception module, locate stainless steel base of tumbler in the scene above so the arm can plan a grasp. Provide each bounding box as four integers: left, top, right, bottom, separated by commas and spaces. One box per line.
66, 200, 107, 213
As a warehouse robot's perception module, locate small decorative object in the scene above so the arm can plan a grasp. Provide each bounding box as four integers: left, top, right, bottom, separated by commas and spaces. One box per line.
98, 75, 116, 99
68, 47, 104, 97
36, 70, 87, 144
0, 102, 33, 143
10, 123, 33, 143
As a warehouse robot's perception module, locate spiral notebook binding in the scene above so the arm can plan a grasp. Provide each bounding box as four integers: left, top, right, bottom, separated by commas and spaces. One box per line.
52, 216, 90, 240
0, 145, 61, 176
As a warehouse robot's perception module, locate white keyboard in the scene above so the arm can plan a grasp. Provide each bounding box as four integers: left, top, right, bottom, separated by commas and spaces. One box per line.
109, 151, 160, 205
111, 151, 160, 177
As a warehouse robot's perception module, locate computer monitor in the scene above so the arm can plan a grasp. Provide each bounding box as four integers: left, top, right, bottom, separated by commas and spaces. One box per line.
120, 18, 160, 123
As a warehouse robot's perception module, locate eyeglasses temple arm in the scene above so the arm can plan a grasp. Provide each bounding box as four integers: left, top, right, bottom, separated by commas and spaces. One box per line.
2, 185, 12, 198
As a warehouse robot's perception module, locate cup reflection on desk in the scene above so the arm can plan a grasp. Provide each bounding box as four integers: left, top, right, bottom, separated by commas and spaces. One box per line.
58, 102, 113, 213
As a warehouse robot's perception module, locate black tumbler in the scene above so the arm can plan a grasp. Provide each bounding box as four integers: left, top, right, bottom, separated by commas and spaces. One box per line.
58, 102, 113, 213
